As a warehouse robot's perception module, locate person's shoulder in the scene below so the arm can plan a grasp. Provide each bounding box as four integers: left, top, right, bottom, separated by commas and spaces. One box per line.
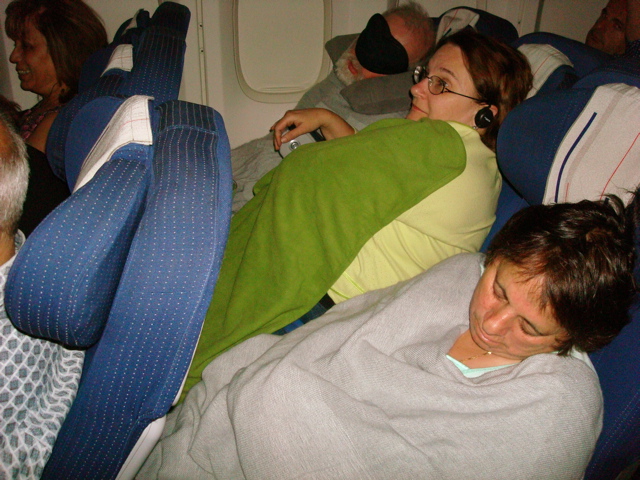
518, 352, 602, 407
432, 251, 484, 272
405, 253, 484, 297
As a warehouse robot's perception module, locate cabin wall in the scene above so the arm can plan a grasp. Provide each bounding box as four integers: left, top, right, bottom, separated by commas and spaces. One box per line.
186, 0, 545, 148
0, 0, 608, 148
539, 0, 603, 43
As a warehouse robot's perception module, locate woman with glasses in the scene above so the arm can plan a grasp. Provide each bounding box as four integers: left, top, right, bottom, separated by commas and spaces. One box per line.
181, 29, 533, 399
266, 29, 532, 303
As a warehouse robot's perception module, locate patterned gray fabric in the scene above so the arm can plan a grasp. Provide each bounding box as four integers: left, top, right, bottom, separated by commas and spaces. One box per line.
0, 232, 84, 480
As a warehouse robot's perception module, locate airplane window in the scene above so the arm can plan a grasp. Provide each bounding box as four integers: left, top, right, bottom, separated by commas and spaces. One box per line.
234, 0, 332, 103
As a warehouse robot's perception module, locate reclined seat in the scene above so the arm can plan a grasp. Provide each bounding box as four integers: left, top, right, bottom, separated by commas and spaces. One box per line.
5, 96, 232, 480
46, 1, 191, 186
485, 66, 640, 478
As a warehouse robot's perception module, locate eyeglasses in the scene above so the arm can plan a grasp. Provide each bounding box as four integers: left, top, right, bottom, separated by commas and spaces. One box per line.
412, 65, 483, 102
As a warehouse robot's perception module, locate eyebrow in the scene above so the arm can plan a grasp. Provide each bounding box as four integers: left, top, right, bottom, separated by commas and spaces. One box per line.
436, 66, 458, 81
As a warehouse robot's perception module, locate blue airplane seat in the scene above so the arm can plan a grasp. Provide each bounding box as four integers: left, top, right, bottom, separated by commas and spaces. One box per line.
482, 74, 640, 478
513, 32, 611, 79
6, 96, 233, 480
574, 55, 640, 89
46, 1, 190, 186
480, 87, 596, 251
515, 42, 580, 96
587, 294, 640, 479
435, 6, 519, 44
5, 98, 148, 348
77, 8, 151, 93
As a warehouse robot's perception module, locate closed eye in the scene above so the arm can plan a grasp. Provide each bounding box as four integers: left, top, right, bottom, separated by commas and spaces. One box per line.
519, 318, 541, 336
493, 281, 506, 301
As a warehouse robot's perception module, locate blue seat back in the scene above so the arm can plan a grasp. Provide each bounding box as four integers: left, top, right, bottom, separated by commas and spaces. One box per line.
481, 87, 595, 251
46, 1, 190, 186
7, 97, 232, 480
574, 55, 640, 89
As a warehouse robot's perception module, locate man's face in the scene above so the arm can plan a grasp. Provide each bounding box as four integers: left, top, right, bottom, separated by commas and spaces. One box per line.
586, 0, 627, 56
334, 13, 429, 86
334, 42, 381, 86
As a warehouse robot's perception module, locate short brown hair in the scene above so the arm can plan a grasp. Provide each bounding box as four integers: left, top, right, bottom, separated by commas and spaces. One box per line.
436, 29, 532, 151
485, 196, 637, 354
5, 0, 108, 103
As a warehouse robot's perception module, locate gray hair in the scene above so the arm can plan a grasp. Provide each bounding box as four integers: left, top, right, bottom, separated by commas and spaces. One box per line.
384, 1, 435, 65
0, 111, 29, 235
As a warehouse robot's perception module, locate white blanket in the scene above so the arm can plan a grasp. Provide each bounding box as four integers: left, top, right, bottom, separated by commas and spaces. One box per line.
138, 253, 602, 480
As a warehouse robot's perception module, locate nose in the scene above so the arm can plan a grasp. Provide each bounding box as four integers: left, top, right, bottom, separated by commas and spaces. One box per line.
9, 44, 20, 64
410, 79, 428, 98
481, 304, 515, 336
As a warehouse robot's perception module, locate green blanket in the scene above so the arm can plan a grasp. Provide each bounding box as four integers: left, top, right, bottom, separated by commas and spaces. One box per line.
183, 118, 466, 397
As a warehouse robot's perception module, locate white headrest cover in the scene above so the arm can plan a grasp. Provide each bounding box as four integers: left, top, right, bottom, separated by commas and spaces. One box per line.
74, 95, 154, 192
518, 43, 574, 98
544, 83, 640, 205
436, 8, 480, 41
102, 44, 134, 75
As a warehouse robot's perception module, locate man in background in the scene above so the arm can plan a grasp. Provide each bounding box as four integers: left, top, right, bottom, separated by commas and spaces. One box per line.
625, 0, 640, 55
585, 0, 640, 57
231, 2, 435, 213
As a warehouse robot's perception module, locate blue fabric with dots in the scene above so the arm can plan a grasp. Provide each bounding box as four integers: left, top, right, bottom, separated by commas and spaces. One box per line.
46, 1, 190, 185
13, 99, 232, 480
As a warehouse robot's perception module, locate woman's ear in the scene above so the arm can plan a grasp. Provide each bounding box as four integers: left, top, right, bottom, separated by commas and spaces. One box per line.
474, 105, 496, 129
488, 104, 498, 120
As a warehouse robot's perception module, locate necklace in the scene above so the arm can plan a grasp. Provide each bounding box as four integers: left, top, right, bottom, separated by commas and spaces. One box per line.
462, 350, 492, 362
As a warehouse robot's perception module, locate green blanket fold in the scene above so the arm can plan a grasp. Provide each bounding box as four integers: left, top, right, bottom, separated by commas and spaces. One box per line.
183, 118, 466, 397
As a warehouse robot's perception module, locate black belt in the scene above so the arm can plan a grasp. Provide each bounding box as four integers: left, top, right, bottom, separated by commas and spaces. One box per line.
319, 293, 335, 309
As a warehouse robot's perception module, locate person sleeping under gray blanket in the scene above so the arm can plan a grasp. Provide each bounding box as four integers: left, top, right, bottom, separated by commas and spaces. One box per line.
137, 196, 637, 480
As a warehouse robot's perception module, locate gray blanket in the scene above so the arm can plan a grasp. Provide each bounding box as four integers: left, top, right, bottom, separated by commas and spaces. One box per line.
138, 253, 602, 480
230, 71, 408, 213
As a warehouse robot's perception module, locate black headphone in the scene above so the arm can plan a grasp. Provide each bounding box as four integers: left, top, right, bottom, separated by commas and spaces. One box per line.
474, 106, 494, 129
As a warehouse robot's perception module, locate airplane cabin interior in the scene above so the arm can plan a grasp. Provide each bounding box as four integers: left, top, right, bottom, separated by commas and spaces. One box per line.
0, 0, 639, 479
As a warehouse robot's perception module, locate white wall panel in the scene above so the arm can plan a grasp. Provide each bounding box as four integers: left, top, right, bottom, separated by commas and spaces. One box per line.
0, 0, 608, 149
538, 0, 603, 41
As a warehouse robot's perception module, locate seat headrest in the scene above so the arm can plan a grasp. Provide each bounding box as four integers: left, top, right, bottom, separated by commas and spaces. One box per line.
543, 83, 640, 205
62, 97, 125, 190
71, 95, 154, 192
497, 88, 593, 204
574, 56, 640, 89
517, 43, 578, 96
498, 83, 640, 205
436, 7, 519, 44
512, 32, 611, 78
5, 97, 155, 348
79, 8, 150, 92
